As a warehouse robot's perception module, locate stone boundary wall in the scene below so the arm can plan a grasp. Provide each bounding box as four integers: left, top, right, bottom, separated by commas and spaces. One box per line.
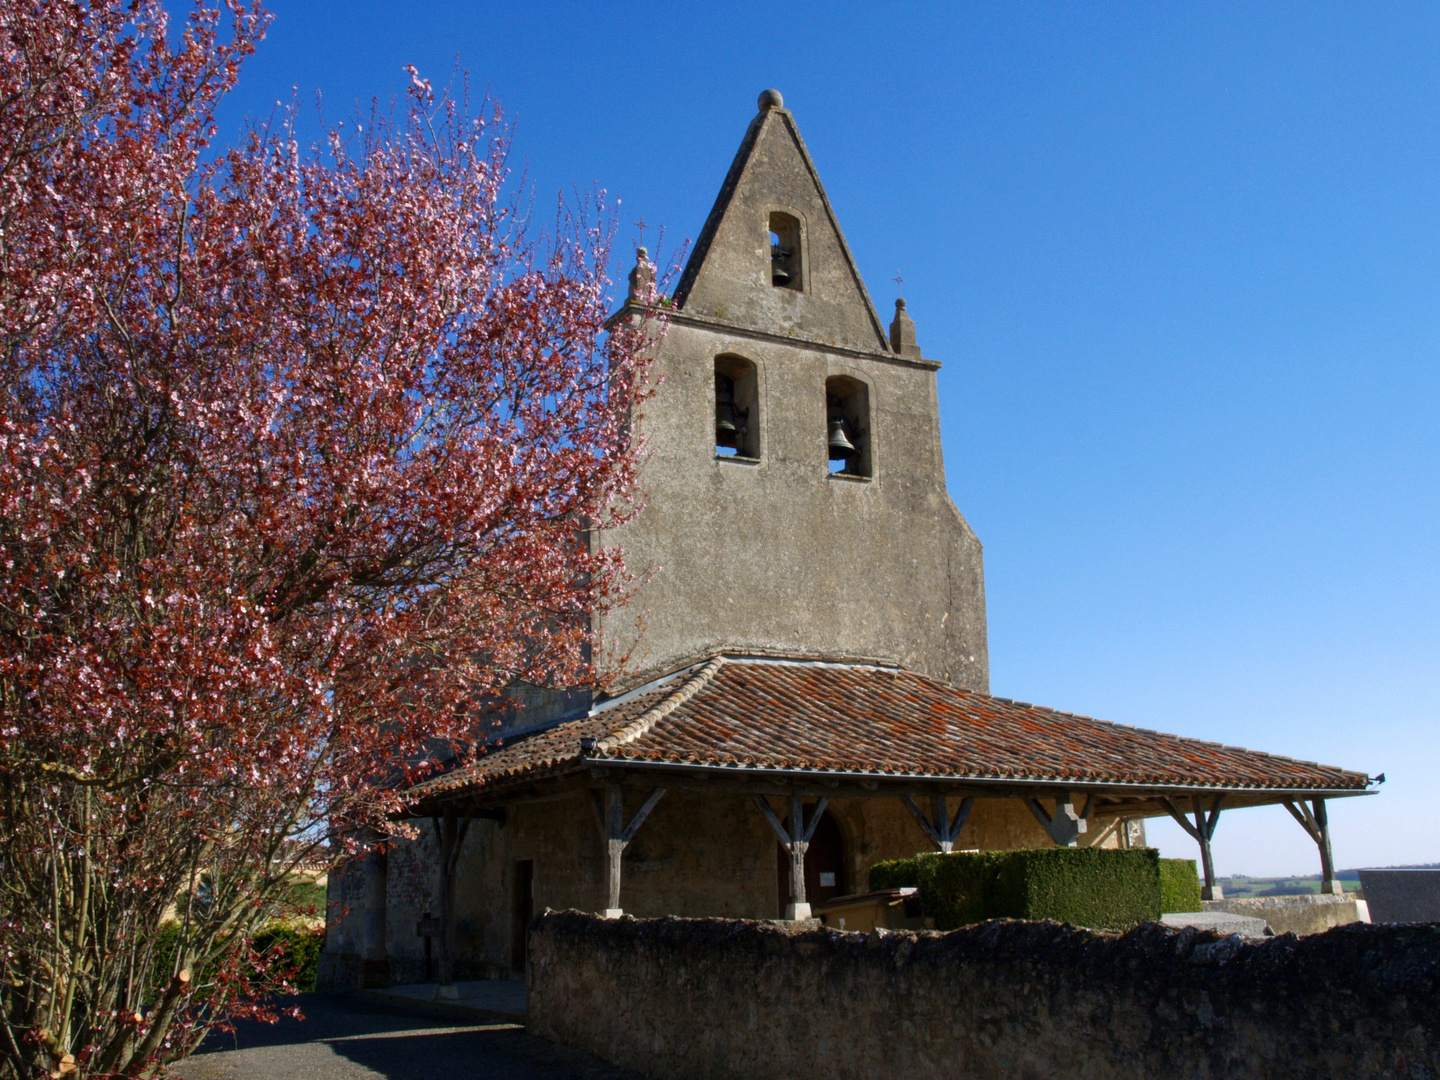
527, 911, 1440, 1080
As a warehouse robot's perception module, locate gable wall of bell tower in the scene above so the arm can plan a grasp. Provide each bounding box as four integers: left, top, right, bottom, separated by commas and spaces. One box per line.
673, 99, 891, 353
597, 92, 988, 693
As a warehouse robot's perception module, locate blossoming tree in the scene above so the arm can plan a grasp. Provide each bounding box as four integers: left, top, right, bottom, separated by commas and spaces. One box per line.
0, 2, 654, 1075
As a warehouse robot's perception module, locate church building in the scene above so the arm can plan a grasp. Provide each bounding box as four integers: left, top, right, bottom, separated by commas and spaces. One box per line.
320, 90, 1372, 990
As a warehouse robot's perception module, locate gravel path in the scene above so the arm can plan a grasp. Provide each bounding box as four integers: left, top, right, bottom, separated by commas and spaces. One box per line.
173, 994, 641, 1080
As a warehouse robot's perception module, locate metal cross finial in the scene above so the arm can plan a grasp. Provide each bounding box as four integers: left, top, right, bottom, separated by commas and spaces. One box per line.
892, 270, 906, 296
633, 216, 649, 251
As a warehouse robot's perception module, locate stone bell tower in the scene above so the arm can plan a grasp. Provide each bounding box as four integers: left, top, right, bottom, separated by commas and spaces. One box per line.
599, 89, 988, 692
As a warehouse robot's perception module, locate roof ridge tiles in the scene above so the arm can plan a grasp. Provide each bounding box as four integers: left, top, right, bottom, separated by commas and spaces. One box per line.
594, 656, 726, 754
721, 651, 901, 670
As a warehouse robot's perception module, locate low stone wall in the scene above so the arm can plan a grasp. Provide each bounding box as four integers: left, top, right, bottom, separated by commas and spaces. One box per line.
528, 911, 1440, 1080
1205, 894, 1360, 936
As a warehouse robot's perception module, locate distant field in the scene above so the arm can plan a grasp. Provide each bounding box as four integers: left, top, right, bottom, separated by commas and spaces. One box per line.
1216, 864, 1439, 899
1216, 874, 1363, 898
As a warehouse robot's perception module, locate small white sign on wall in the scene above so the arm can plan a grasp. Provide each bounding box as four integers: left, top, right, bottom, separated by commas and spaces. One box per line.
819, 872, 836, 888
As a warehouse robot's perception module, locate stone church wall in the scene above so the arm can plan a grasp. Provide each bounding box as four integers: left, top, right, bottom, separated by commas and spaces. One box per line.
528, 912, 1440, 1080
597, 318, 989, 695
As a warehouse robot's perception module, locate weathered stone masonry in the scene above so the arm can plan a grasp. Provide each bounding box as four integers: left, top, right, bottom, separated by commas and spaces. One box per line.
528, 912, 1440, 1080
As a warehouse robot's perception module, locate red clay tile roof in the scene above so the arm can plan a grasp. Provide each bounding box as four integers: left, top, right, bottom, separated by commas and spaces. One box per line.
404, 656, 1370, 805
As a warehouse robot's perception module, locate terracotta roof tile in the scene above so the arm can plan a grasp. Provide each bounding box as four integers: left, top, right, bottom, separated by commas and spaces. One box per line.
405, 656, 1369, 805
404, 683, 673, 801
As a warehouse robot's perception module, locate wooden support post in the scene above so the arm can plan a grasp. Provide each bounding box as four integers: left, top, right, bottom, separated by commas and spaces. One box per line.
932, 795, 953, 852
593, 784, 668, 918
605, 784, 624, 917
1314, 799, 1339, 894
1193, 796, 1219, 899
788, 796, 807, 915
1283, 798, 1342, 895
753, 795, 829, 921
1162, 795, 1224, 900
903, 794, 975, 853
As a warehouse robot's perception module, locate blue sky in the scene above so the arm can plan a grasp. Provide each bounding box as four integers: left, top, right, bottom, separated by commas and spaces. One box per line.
215, 1, 1440, 876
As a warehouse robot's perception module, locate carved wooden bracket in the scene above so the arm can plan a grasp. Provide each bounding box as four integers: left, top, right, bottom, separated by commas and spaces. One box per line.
1025, 795, 1093, 846
902, 794, 974, 853
1161, 794, 1225, 898
1284, 797, 1340, 894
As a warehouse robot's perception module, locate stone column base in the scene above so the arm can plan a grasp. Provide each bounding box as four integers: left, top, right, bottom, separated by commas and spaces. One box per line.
784, 903, 812, 921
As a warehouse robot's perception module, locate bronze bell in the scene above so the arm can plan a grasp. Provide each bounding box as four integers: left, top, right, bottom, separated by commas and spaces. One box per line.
715, 375, 740, 449
716, 401, 738, 440
771, 243, 791, 286
828, 416, 856, 460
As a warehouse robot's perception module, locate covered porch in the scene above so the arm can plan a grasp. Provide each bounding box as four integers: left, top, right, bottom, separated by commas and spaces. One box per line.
377, 654, 1375, 982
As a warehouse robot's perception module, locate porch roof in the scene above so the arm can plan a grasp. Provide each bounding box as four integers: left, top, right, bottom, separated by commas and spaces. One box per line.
402, 655, 1372, 812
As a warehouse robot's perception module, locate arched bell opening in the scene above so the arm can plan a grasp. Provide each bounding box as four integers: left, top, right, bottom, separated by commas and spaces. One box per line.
715, 355, 759, 459
825, 375, 870, 477
768, 211, 802, 291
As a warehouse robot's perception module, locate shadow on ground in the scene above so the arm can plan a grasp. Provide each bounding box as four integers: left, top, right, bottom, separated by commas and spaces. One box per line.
174, 994, 640, 1080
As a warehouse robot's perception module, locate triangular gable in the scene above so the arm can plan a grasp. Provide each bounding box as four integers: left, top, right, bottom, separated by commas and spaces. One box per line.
673, 105, 891, 353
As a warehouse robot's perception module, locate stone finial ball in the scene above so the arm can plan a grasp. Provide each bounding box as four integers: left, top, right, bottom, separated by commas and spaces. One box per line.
896, 297, 908, 309
757, 88, 784, 110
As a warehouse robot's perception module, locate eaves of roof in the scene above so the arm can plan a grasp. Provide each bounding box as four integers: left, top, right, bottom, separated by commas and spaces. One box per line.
402, 654, 1373, 811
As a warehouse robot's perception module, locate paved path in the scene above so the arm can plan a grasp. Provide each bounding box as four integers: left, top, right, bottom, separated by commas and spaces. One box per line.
175, 994, 641, 1080
365, 979, 527, 1017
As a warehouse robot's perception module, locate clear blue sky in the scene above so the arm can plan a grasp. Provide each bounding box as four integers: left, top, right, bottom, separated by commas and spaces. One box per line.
215, 1, 1440, 877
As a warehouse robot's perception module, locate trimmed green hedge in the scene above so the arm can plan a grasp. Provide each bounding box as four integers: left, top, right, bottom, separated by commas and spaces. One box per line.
1160, 857, 1203, 913
872, 848, 1162, 931
924, 848, 1161, 930
868, 858, 920, 891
